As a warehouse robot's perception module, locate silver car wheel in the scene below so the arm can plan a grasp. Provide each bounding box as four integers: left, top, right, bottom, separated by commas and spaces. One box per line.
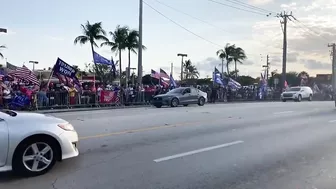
22, 142, 54, 172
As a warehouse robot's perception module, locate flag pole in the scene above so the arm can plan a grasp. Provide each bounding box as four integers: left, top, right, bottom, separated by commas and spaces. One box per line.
46, 69, 54, 87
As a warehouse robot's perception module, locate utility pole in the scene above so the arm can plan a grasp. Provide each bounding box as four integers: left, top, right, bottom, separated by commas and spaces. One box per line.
177, 53, 187, 80
262, 55, 270, 81
277, 11, 293, 90
137, 0, 143, 85
170, 63, 173, 76
328, 43, 336, 91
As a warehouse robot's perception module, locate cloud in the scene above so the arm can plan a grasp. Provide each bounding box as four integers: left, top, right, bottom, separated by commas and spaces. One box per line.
300, 59, 331, 70
196, 57, 222, 73
251, 0, 336, 75
269, 52, 299, 66
248, 0, 273, 5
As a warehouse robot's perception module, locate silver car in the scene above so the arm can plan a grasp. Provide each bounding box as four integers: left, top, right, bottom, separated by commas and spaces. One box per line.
0, 110, 79, 176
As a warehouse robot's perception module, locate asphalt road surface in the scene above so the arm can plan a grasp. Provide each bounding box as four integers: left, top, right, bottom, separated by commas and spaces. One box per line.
2, 101, 336, 189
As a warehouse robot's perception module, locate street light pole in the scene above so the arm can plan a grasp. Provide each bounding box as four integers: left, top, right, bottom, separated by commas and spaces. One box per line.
177, 53, 187, 81
29, 61, 38, 71
137, 0, 143, 85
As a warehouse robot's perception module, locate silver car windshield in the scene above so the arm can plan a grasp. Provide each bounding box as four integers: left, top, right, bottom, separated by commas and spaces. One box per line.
167, 88, 184, 94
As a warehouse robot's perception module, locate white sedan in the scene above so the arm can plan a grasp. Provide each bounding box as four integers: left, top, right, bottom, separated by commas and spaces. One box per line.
0, 110, 79, 176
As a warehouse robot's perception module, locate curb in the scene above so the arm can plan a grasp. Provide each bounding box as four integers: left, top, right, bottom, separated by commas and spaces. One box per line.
37, 105, 152, 114
36, 100, 281, 114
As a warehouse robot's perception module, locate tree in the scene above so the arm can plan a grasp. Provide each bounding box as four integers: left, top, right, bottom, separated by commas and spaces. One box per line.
183, 60, 199, 79
236, 75, 256, 86
216, 43, 235, 76
232, 46, 247, 79
270, 71, 300, 87
72, 65, 87, 79
0, 45, 6, 59
74, 21, 108, 74
125, 29, 146, 83
101, 25, 128, 83
85, 63, 117, 84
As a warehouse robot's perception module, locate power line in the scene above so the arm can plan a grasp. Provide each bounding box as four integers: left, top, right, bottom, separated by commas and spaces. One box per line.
207, 0, 270, 16
288, 19, 328, 43
291, 17, 330, 42
223, 0, 277, 15
152, 0, 232, 34
143, 1, 222, 48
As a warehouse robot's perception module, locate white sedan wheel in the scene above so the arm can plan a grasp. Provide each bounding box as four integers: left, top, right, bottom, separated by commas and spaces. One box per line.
13, 138, 58, 177
22, 142, 54, 172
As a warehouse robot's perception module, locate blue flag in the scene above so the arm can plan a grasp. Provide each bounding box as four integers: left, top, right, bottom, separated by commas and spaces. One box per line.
213, 67, 223, 85
93, 51, 116, 77
170, 74, 177, 88
93, 51, 113, 65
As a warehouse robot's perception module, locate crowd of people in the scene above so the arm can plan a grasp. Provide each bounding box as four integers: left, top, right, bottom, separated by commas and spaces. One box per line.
0, 78, 333, 111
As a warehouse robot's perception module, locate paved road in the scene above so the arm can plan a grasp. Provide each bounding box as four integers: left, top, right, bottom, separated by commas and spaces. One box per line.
1, 102, 336, 189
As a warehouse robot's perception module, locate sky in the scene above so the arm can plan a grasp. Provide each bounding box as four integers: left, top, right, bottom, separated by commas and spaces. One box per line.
0, 0, 335, 78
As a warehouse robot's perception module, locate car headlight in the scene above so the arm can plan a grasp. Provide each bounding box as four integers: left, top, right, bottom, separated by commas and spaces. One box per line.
58, 123, 75, 131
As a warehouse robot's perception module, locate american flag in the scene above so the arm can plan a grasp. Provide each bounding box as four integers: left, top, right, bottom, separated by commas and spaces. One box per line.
160, 78, 169, 88
151, 69, 160, 79
160, 68, 170, 79
9, 65, 39, 86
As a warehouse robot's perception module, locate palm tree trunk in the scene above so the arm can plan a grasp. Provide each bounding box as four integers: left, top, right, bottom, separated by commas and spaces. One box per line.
90, 43, 99, 84
127, 49, 131, 85
234, 61, 237, 79
226, 61, 230, 78
119, 50, 122, 86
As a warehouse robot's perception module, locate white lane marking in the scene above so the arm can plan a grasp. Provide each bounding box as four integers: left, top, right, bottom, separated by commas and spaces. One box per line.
273, 111, 293, 115
153, 140, 244, 163
328, 120, 336, 123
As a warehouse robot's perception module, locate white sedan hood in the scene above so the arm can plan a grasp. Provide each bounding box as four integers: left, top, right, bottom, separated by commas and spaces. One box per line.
2, 111, 67, 125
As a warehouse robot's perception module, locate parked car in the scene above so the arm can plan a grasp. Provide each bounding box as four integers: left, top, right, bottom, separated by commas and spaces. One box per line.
0, 110, 79, 176
152, 87, 206, 108
281, 86, 313, 102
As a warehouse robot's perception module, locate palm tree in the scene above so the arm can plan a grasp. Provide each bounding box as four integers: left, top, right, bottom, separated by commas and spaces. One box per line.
125, 29, 146, 83
0, 45, 6, 59
74, 21, 108, 73
101, 25, 128, 83
232, 47, 247, 78
216, 43, 235, 76
183, 60, 199, 79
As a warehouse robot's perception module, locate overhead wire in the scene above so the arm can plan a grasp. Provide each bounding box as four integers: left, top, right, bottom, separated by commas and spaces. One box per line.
207, 0, 270, 16
143, 0, 222, 48
222, 0, 277, 15
151, 0, 232, 34
291, 17, 331, 42
144, 0, 281, 59
288, 19, 329, 43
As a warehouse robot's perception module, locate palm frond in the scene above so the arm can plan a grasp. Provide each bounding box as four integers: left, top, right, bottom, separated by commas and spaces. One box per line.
100, 41, 114, 47
0, 45, 6, 49
74, 35, 89, 45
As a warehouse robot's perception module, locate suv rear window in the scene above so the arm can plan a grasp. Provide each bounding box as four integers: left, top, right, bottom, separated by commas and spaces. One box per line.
287, 87, 301, 92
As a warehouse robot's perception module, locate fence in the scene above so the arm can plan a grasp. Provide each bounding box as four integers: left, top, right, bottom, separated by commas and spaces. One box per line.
35, 90, 152, 110
11, 88, 334, 111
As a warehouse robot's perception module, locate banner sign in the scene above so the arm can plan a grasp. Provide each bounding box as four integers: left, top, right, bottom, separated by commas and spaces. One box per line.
100, 90, 117, 104
53, 58, 77, 78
